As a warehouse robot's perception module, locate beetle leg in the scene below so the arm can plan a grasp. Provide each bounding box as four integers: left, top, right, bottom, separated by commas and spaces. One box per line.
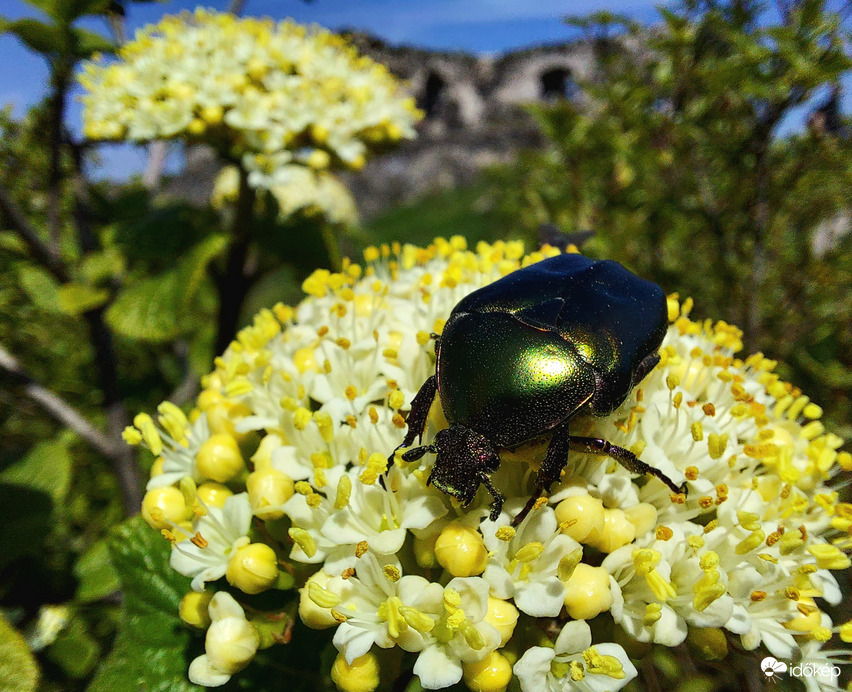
568, 436, 687, 496
400, 443, 438, 462
479, 473, 504, 521
512, 424, 572, 526
389, 374, 437, 463
631, 352, 661, 387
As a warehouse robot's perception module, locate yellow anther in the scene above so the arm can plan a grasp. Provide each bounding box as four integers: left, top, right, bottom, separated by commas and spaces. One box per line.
133, 413, 163, 456
557, 548, 583, 582
514, 542, 545, 563
122, 426, 143, 445
737, 511, 761, 531
666, 375, 680, 391
359, 453, 388, 485
383, 564, 401, 582
643, 603, 662, 626
388, 390, 405, 409
289, 527, 316, 558
808, 544, 852, 570
699, 551, 720, 570
691, 422, 704, 441
335, 475, 352, 509
583, 647, 626, 679
308, 581, 341, 608
399, 606, 435, 633
656, 526, 674, 541
295, 481, 313, 496
735, 529, 765, 554
293, 407, 312, 430
495, 526, 515, 542
812, 626, 832, 642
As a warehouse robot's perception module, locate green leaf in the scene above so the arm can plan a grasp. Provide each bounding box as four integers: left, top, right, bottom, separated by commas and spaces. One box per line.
0, 612, 38, 692
56, 282, 110, 315
4, 18, 68, 55
0, 440, 72, 502
74, 540, 120, 602
89, 516, 201, 692
17, 265, 62, 312
71, 27, 115, 57
46, 619, 99, 679
106, 234, 227, 342
0, 483, 52, 571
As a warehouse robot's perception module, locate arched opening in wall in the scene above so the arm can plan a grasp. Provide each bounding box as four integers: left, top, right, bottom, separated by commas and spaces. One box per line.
540, 68, 578, 101
418, 71, 446, 118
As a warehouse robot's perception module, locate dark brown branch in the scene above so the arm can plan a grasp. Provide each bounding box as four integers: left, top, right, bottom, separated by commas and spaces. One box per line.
0, 183, 69, 283
0, 343, 115, 459
215, 165, 255, 354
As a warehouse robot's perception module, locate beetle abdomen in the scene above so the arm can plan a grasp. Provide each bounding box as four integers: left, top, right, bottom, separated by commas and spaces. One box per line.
437, 312, 596, 447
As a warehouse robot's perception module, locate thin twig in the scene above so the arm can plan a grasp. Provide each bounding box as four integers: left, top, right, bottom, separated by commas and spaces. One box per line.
0, 343, 116, 459
0, 183, 69, 283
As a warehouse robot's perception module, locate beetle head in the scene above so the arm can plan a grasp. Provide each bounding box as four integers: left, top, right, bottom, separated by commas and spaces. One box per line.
425, 425, 501, 507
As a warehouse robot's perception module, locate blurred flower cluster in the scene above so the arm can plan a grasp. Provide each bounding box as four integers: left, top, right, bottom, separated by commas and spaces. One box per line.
79, 9, 421, 186
212, 164, 358, 226
126, 239, 852, 690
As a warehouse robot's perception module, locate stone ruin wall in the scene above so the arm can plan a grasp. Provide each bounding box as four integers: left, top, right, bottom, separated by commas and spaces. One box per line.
343, 34, 600, 217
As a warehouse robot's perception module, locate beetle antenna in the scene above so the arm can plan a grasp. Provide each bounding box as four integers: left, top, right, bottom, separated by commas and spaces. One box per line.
400, 444, 437, 462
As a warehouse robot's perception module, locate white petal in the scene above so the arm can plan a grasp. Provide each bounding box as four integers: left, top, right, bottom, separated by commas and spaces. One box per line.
482, 564, 514, 600
513, 646, 555, 692
413, 644, 464, 689
514, 577, 565, 617
208, 592, 245, 621
187, 654, 231, 687
554, 620, 592, 654
400, 494, 448, 530
334, 622, 378, 664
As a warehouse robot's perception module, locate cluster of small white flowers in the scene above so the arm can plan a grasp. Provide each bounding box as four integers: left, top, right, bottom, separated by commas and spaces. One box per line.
126, 239, 852, 691
79, 9, 421, 179
212, 164, 358, 226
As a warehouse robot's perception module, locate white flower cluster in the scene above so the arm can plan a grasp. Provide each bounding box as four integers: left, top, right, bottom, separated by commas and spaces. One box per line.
127, 239, 852, 691
212, 165, 358, 226
79, 9, 421, 179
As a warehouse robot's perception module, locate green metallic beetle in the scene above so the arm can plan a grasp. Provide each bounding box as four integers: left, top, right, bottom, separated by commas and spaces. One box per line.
393, 253, 686, 523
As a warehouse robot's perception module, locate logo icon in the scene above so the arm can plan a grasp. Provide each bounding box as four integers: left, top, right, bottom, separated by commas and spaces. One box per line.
762, 657, 788, 678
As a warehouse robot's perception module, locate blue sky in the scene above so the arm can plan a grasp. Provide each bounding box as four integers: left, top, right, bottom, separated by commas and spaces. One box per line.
0, 0, 845, 178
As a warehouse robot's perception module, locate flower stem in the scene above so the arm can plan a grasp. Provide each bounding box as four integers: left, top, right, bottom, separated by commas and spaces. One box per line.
216, 165, 255, 354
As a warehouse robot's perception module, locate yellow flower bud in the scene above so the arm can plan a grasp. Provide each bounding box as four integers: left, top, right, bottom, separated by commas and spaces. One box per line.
596, 508, 636, 553
555, 494, 604, 544
196, 389, 225, 411
413, 533, 439, 569
141, 486, 187, 529
623, 503, 658, 537
196, 482, 233, 508
250, 434, 283, 472
299, 572, 340, 629
462, 651, 512, 692
206, 401, 251, 440
331, 652, 380, 692
247, 469, 294, 520
226, 543, 279, 595
197, 433, 244, 483
435, 522, 488, 577
484, 597, 518, 647
179, 590, 214, 628
205, 616, 259, 675
562, 563, 613, 620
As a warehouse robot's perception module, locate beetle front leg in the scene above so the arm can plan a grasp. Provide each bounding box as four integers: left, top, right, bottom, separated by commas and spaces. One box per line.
512, 424, 572, 527
479, 473, 504, 521
568, 436, 687, 495
389, 374, 437, 463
